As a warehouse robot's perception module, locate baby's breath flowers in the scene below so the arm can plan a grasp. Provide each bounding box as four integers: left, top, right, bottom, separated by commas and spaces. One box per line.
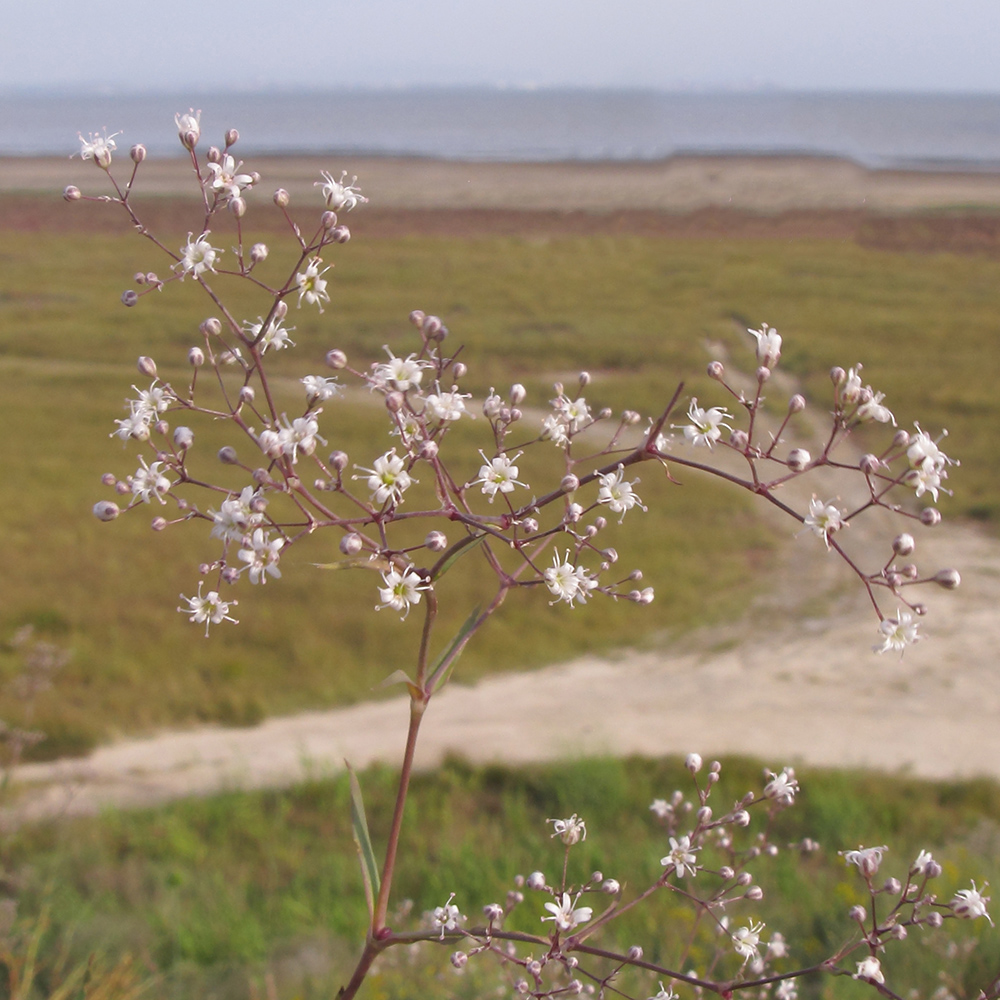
676, 398, 732, 448
76, 128, 120, 168
295, 257, 331, 311
802, 497, 844, 549
542, 892, 593, 932
175, 232, 221, 279
377, 567, 427, 618
873, 609, 921, 656
178, 583, 238, 636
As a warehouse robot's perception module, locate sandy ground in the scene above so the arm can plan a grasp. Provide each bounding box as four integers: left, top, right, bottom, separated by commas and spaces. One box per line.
3, 154, 999, 825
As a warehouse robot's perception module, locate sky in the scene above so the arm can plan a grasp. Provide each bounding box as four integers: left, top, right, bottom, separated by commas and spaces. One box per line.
4, 0, 1000, 94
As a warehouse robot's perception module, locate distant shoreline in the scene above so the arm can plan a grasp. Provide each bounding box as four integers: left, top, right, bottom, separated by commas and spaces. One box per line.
6, 153, 1000, 214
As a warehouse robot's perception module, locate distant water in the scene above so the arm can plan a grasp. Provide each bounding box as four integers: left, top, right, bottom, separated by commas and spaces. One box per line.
4, 89, 1000, 170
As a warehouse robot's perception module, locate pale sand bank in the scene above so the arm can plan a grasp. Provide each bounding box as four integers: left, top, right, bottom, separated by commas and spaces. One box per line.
6, 154, 1000, 212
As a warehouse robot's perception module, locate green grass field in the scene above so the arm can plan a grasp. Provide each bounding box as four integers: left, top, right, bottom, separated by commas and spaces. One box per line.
0, 212, 998, 755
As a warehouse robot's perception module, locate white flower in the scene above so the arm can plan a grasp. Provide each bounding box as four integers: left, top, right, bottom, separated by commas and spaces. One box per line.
803, 496, 844, 549
650, 798, 673, 820
354, 449, 415, 506
76, 128, 120, 168
204, 154, 255, 203
377, 568, 427, 618
175, 108, 201, 145
764, 767, 799, 805
677, 398, 732, 448
541, 412, 570, 447
841, 365, 864, 404
177, 582, 238, 636
907, 424, 953, 470
209, 487, 263, 543
372, 348, 431, 391
130, 457, 171, 504
732, 920, 765, 962
951, 881, 992, 925
244, 316, 296, 352
430, 893, 465, 938
541, 892, 593, 932
542, 394, 591, 447
873, 609, 921, 656
129, 381, 174, 421
548, 814, 587, 845
277, 414, 325, 462
649, 984, 678, 1000
857, 391, 895, 425
853, 956, 884, 984
660, 834, 699, 878
775, 982, 798, 1000
596, 465, 645, 521
238, 528, 285, 584
301, 375, 341, 402
840, 845, 888, 878
175, 232, 222, 279
906, 458, 946, 502
424, 390, 469, 422
315, 170, 368, 211
544, 552, 597, 607
111, 402, 152, 442
473, 450, 526, 501
911, 849, 936, 875
295, 258, 331, 311
767, 931, 788, 959
748, 323, 781, 368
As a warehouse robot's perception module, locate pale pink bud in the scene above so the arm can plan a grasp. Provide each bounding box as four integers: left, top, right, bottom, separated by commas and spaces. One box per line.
417, 440, 439, 460
483, 903, 504, 921
706, 770, 718, 784
526, 871, 546, 890
136, 356, 157, 378
733, 810, 750, 827
884, 877, 901, 894
756, 366, 771, 383
218, 446, 239, 465
849, 905, 866, 922
787, 448, 810, 471
229, 196, 246, 218
115, 480, 130, 495
710, 760, 721, 772
201, 317, 222, 336
891, 924, 907, 940
788, 393, 806, 413
225, 128, 239, 147
707, 360, 725, 379
409, 310, 425, 327
340, 533, 363, 556
925, 911, 943, 928
730, 429, 749, 450
686, 752, 703, 773
509, 407, 522, 421
422, 315, 443, 337
602, 879, 620, 894
561, 474, 580, 493
250, 243, 268, 264
567, 981, 583, 995
860, 453, 880, 474
912, 602, 928, 616
92, 500, 120, 521
326, 349, 347, 369
151, 516, 167, 531
130, 143, 146, 163
627, 945, 643, 961
321, 210, 338, 229
239, 385, 255, 404
598, 407, 612, 419
892, 428, 911, 448
328, 450, 349, 472
207, 146, 222, 163
188, 346, 205, 366
450, 951, 467, 969
565, 956, 578, 969
745, 885, 763, 900
697, 806, 712, 823
273, 188, 290, 207
385, 391, 404, 412
521, 517, 539, 534
737, 872, 753, 886
579, 371, 591, 386
452, 362, 468, 379
567, 503, 583, 522
510, 383, 526, 405
63, 185, 81, 201
621, 409, 641, 425
173, 426, 193, 449
920, 507, 942, 526
934, 568, 961, 589
425, 530, 448, 551
330, 226, 351, 243
101, 473, 116, 486
719, 866, 735, 879
121, 290, 138, 307
830, 366, 846, 385
892, 533, 915, 556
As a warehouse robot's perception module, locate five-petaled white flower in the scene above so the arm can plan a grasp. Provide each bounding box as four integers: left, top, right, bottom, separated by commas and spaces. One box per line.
177, 582, 238, 636
277, 414, 325, 462
238, 528, 285, 584
911, 849, 936, 875
295, 258, 331, 311
951, 880, 992, 925
660, 834, 700, 878
857, 390, 895, 425
764, 767, 799, 805
873, 609, 921, 656
175, 109, 201, 145
209, 487, 263, 543
301, 375, 341, 402
548, 814, 587, 845
377, 567, 427, 618
853, 956, 885, 984
176, 232, 222, 280
111, 402, 153, 443
596, 465, 645, 521
803, 497, 844, 549
372, 347, 431, 391
355, 449, 415, 506
840, 845, 888, 879
76, 128, 120, 168
244, 316, 296, 352
130, 457, 172, 504
677, 398, 732, 448
748, 323, 781, 368
430, 893, 465, 938
473, 450, 526, 501
424, 390, 469, 422
649, 984, 678, 1000
205, 154, 255, 203
544, 552, 598, 607
541, 892, 593, 932
732, 920, 765, 962
315, 170, 368, 211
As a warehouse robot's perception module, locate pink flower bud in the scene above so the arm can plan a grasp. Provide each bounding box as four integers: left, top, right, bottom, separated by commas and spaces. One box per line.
561, 474, 579, 493
920, 507, 942, 526
137, 356, 157, 378
121, 290, 138, 307
218, 446, 239, 465
697, 805, 712, 823
321, 210, 338, 229
830, 366, 846, 385
418, 440, 439, 460
787, 448, 811, 471
521, 517, 539, 534
579, 371, 591, 387
733, 810, 750, 827
719, 866, 735, 879
884, 877, 901, 894
452, 362, 468, 379
622, 409, 641, 425
849, 905, 866, 922
526, 871, 546, 890
207, 146, 222, 164
130, 144, 146, 163
737, 872, 752, 886
891, 924, 907, 940
686, 752, 703, 773
730, 429, 749, 450
331, 225, 351, 243
340, 533, 363, 556
745, 885, 763, 900
63, 185, 81, 201
249, 243, 269, 264
426, 530, 448, 552
151, 516, 167, 531
273, 188, 290, 207
326, 349, 347, 369
925, 911, 943, 928
239, 385, 255, 404
860, 453, 880, 475
483, 903, 504, 921
201, 317, 222, 336
627, 945, 643, 961
228, 196, 246, 218
225, 128, 239, 147
188, 347, 205, 367
934, 568, 961, 589
409, 310, 425, 327
92, 500, 120, 521
328, 450, 348, 472
173, 426, 193, 450
422, 315, 444, 338
510, 383, 527, 405
756, 366, 771, 383
602, 879, 620, 894
892, 533, 915, 556
707, 360, 725, 379
450, 951, 467, 969
788, 393, 806, 413
892, 428, 911, 448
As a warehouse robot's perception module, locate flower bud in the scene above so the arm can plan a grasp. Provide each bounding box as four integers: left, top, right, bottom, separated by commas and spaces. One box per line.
719, 866, 735, 880
920, 507, 942, 526
579, 371, 591, 387
321, 210, 338, 230
207, 146, 222, 164
788, 393, 806, 413
884, 877, 902, 894
737, 872, 753, 886
787, 448, 811, 472
331, 225, 351, 243
228, 196, 246, 218
830, 366, 846, 385
100, 472, 116, 487
848, 905, 866, 922
249, 242, 269, 264
452, 362, 468, 379
745, 885, 763, 900
200, 317, 222, 337
521, 517, 539, 534
526, 871, 546, 890
602, 878, 620, 894
892, 428, 911, 448
565, 956, 578, 969
418, 439, 439, 460
63, 185, 81, 201
697, 806, 712, 823
509, 407, 522, 422
912, 602, 928, 616
121, 290, 138, 307
186, 347, 205, 368
136, 357, 157, 379
328, 450, 349, 472
686, 752, 703, 773
173, 426, 193, 449
422, 314, 443, 338
326, 349, 347, 369
925, 911, 943, 928
92, 500, 120, 521
409, 309, 425, 327
239, 385, 255, 404
627, 945, 643, 961
340, 533, 363, 556
598, 407, 613, 419
450, 951, 467, 969
385, 391, 405, 413
621, 409, 641, 425
892, 533, 915, 556
426, 530, 448, 552
730, 428, 749, 450
560, 474, 580, 493
707, 360, 725, 380
218, 446, 239, 465
566, 502, 583, 522
510, 383, 526, 405
933, 568, 961, 589
891, 924, 908, 940
860, 453, 880, 475
483, 902, 504, 921
756, 366, 771, 383
151, 516, 167, 531
224, 128, 239, 147
130, 143, 146, 163
115, 480, 130, 494
273, 188, 290, 207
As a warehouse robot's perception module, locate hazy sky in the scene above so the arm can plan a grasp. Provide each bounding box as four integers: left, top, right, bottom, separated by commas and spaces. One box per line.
4, 0, 1000, 93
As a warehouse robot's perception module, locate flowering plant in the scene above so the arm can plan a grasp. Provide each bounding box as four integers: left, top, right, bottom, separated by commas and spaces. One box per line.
66, 114, 990, 999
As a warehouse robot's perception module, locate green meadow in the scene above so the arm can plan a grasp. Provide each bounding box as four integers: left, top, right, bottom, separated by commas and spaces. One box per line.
0, 211, 998, 754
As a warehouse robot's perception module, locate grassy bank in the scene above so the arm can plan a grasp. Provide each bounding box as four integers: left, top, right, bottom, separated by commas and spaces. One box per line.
0, 216, 997, 753
3, 755, 997, 999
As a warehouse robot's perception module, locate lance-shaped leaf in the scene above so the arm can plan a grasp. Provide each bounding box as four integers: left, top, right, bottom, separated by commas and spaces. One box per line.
347, 762, 380, 923
426, 605, 481, 695
429, 533, 486, 582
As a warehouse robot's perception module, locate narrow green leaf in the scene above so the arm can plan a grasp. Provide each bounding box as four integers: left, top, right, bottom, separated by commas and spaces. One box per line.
430, 533, 486, 582
347, 762, 380, 923
427, 605, 481, 695
312, 556, 392, 572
